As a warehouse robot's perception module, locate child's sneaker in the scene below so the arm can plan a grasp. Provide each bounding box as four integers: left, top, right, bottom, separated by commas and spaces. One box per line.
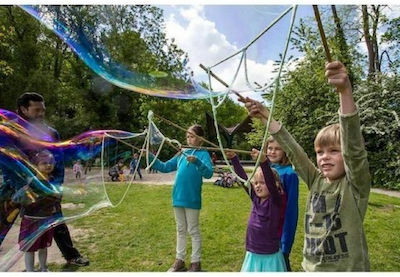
168, 259, 187, 272
67, 256, 90, 266
188, 262, 201, 272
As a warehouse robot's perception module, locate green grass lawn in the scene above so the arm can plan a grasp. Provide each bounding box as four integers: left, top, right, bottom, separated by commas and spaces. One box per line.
50, 182, 400, 272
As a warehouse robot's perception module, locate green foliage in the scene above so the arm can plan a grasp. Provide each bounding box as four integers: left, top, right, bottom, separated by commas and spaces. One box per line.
354, 75, 400, 188
0, 25, 14, 79
245, 118, 265, 147
0, 6, 42, 108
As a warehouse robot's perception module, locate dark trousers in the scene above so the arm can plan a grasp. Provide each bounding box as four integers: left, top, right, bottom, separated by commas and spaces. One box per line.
53, 223, 81, 260
0, 201, 18, 246
110, 173, 119, 181
133, 168, 142, 179
0, 213, 15, 245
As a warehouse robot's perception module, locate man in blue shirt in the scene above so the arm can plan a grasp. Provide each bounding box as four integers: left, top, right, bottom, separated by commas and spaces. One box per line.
0, 92, 89, 266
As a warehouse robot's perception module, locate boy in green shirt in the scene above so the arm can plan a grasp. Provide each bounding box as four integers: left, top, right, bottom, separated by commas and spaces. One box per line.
241, 61, 371, 271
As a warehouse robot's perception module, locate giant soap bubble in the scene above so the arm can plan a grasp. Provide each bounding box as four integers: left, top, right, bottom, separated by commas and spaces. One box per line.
20, 5, 221, 100
20, 5, 296, 100
0, 108, 145, 271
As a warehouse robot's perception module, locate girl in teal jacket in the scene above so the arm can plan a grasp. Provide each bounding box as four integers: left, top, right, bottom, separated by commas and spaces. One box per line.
151, 125, 213, 272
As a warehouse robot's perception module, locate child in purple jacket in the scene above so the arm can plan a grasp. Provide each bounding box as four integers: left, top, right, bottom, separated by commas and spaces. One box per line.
227, 149, 287, 272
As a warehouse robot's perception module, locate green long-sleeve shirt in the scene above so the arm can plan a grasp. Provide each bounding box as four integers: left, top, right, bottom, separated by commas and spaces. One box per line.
272, 110, 371, 271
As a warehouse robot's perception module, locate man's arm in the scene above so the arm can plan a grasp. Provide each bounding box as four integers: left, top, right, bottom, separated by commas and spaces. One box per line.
49, 127, 65, 185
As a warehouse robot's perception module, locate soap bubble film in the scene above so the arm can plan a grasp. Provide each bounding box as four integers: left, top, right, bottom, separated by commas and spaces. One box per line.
0, 108, 144, 271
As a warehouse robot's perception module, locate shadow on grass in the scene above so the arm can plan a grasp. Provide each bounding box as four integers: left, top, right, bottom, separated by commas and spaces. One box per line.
61, 264, 80, 272
368, 202, 385, 208
368, 202, 400, 212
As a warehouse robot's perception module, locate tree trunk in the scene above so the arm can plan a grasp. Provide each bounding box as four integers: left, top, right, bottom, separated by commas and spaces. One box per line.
362, 5, 379, 80
371, 5, 381, 73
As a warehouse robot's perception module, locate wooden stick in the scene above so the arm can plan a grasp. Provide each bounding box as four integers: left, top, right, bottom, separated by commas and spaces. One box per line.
164, 139, 182, 153
113, 137, 142, 152
313, 5, 332, 62
154, 114, 253, 155
199, 63, 245, 101
153, 113, 220, 149
199, 63, 268, 120
181, 145, 252, 155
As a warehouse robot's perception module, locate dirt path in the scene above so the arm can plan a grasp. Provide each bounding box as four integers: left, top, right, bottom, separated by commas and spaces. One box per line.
371, 188, 400, 198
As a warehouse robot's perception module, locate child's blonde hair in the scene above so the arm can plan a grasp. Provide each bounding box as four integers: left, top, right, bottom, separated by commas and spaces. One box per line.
265, 136, 290, 166
314, 124, 340, 149
253, 167, 284, 194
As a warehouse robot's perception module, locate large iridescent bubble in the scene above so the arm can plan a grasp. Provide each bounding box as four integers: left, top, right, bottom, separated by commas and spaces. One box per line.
20, 5, 298, 100
0, 109, 145, 271
19, 5, 224, 100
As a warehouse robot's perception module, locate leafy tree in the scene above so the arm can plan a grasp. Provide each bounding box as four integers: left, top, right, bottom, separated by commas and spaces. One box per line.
259, 17, 354, 158
354, 75, 400, 188
0, 25, 13, 77
381, 16, 400, 73
0, 6, 43, 109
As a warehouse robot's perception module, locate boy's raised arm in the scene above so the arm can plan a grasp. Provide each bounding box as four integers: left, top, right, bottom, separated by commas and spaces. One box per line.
328, 61, 371, 202
325, 61, 356, 115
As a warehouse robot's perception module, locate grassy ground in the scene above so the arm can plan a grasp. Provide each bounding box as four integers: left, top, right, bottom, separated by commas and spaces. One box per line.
50, 182, 400, 272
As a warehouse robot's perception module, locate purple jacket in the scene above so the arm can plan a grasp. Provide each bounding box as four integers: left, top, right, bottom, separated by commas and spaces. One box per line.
231, 156, 282, 254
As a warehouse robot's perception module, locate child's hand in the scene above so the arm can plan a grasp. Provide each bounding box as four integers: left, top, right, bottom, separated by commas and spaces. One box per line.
325, 61, 352, 94
239, 97, 269, 122
225, 151, 236, 159
251, 148, 267, 163
186, 155, 197, 163
239, 97, 281, 133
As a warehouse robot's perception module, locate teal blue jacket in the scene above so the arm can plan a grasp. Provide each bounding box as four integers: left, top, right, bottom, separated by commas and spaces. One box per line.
152, 149, 213, 209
